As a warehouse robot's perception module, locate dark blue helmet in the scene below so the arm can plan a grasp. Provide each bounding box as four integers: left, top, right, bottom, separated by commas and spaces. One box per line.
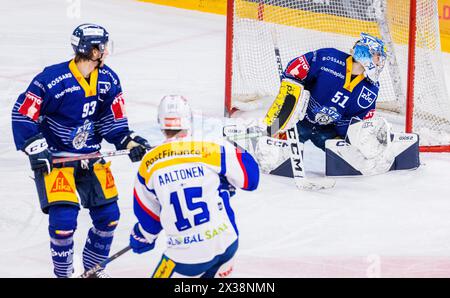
71, 24, 109, 55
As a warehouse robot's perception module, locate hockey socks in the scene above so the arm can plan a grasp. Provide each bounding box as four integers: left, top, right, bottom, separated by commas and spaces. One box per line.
48, 205, 79, 278
82, 203, 120, 271
49, 230, 75, 278
82, 227, 115, 271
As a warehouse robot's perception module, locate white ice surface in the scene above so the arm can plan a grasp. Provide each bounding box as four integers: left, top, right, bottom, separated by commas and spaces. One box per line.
1, 0, 450, 277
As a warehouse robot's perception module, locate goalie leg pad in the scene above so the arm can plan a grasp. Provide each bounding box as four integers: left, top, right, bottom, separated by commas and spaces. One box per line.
264, 78, 309, 136
325, 133, 420, 176
254, 135, 290, 173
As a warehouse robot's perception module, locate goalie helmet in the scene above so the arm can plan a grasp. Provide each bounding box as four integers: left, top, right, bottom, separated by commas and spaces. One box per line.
351, 33, 387, 83
157, 95, 193, 131
71, 24, 109, 55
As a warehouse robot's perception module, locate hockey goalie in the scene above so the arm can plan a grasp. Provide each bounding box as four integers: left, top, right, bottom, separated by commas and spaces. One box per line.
226, 33, 420, 189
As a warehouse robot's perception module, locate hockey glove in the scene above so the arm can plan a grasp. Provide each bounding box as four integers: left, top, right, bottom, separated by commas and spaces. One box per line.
116, 132, 151, 162
220, 176, 236, 197
23, 134, 53, 175
347, 117, 392, 160
130, 223, 155, 254
228, 184, 236, 197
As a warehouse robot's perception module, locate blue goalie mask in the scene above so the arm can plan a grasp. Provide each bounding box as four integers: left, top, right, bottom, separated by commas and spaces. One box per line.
351, 33, 387, 82
71, 24, 109, 55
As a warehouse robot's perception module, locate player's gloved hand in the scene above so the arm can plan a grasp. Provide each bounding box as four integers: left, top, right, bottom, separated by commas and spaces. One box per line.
220, 176, 236, 197
116, 131, 152, 162
130, 223, 155, 254
228, 184, 236, 197
23, 133, 53, 175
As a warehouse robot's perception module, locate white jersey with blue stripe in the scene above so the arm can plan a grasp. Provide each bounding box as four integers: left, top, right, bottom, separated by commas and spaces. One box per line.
133, 138, 259, 264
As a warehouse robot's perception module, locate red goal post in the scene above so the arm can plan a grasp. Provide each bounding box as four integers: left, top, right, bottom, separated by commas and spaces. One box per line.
225, 0, 450, 152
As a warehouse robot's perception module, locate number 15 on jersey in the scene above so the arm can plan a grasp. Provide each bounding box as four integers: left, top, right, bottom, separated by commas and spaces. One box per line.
170, 187, 210, 232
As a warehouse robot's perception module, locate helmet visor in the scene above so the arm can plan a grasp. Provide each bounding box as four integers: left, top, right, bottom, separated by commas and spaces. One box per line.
98, 40, 114, 56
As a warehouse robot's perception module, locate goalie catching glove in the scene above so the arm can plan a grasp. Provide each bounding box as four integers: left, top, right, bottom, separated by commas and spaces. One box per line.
342, 117, 396, 175
346, 117, 392, 160
264, 78, 310, 136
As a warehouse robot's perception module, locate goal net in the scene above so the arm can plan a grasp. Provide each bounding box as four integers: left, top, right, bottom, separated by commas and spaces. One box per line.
225, 0, 450, 151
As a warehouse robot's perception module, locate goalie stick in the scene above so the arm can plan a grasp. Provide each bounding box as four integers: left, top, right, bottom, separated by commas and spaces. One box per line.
270, 26, 335, 190
78, 245, 131, 278
223, 124, 267, 141
286, 127, 336, 190
223, 124, 335, 190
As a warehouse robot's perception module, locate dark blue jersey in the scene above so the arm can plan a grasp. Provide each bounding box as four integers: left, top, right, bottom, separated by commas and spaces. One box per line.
12, 60, 130, 153
283, 48, 379, 137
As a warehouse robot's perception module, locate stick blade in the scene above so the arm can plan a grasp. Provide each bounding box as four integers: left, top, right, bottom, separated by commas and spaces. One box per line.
293, 177, 336, 191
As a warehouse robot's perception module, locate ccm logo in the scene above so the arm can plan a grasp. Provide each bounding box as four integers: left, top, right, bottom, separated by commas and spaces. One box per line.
29, 143, 47, 153
267, 139, 288, 147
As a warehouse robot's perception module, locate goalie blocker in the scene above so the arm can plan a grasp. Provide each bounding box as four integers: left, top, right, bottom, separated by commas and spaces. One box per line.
264, 78, 309, 136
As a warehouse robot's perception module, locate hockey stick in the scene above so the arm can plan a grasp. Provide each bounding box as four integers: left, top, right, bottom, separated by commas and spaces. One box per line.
78, 245, 131, 278
286, 127, 336, 190
270, 26, 335, 190
52, 149, 131, 164
223, 124, 267, 141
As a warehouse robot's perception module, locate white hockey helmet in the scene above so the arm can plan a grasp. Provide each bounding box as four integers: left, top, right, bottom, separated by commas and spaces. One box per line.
157, 95, 193, 131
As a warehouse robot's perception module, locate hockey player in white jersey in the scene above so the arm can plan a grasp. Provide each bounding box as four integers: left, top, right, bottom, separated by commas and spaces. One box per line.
129, 95, 260, 278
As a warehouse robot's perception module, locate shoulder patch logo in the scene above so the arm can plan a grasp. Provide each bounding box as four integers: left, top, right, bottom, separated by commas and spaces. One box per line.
286, 55, 310, 80
18, 92, 42, 121
357, 86, 377, 109
111, 93, 127, 120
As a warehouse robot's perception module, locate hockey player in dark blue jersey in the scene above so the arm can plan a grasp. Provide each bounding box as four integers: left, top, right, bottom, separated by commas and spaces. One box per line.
11, 24, 151, 277
265, 33, 387, 147
254, 33, 396, 189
